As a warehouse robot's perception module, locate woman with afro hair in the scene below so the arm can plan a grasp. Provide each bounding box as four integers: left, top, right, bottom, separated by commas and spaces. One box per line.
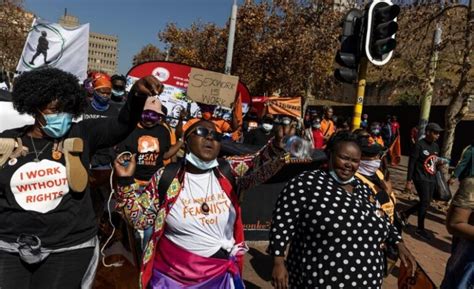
0, 68, 163, 289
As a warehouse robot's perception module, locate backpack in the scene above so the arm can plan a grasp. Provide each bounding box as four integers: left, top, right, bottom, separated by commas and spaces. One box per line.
157, 159, 237, 206
0, 137, 26, 167
355, 170, 396, 223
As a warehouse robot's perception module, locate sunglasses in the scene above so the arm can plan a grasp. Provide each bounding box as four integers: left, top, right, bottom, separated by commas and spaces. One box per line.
141, 110, 164, 123
191, 127, 223, 142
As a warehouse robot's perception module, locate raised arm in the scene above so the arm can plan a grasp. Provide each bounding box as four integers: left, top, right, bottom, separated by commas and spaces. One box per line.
83, 76, 163, 154
113, 153, 162, 230
226, 135, 287, 193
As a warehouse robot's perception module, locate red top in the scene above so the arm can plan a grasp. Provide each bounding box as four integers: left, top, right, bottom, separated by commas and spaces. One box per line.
391, 121, 400, 135
312, 129, 324, 149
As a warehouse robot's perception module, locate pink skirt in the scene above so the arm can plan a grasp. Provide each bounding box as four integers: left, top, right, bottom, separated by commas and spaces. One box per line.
150, 236, 245, 289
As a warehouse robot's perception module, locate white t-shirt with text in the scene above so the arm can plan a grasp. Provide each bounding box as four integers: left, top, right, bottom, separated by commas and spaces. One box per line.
164, 171, 236, 257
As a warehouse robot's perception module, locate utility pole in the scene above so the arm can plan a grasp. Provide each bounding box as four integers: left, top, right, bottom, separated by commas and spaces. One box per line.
224, 0, 237, 75
417, 2, 444, 139
352, 58, 368, 129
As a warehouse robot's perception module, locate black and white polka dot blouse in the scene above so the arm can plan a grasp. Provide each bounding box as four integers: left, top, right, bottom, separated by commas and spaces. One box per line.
268, 170, 402, 289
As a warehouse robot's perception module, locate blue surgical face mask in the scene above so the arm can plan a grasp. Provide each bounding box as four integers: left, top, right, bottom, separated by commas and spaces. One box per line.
328, 170, 355, 185
111, 89, 125, 97
185, 152, 219, 171
41, 112, 73, 138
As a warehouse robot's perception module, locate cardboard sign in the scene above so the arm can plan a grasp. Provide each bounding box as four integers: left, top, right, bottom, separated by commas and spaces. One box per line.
187, 68, 239, 108
267, 97, 302, 118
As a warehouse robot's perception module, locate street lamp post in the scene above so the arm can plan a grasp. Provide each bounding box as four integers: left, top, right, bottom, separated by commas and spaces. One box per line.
224, 0, 238, 75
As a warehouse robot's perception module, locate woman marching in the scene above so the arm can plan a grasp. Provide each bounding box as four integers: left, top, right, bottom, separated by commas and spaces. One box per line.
0, 68, 161, 289
114, 119, 288, 289
269, 131, 416, 289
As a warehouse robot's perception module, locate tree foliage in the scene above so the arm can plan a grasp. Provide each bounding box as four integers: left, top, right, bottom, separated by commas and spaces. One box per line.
156, 0, 343, 98
132, 43, 167, 66
0, 0, 31, 74
132, 0, 471, 114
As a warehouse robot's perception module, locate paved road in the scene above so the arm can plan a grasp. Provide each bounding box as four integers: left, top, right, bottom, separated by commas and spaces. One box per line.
243, 156, 452, 288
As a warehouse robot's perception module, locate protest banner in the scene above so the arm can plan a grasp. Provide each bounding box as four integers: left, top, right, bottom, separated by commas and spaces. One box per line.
187, 68, 239, 108
267, 96, 302, 118
250, 96, 269, 117
0, 101, 34, 133
16, 18, 89, 82
126, 62, 251, 121
389, 135, 402, 166
0, 101, 82, 133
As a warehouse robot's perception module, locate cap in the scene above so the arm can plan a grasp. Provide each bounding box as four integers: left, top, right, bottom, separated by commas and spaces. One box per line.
426, 122, 443, 132
143, 96, 164, 115
93, 74, 112, 90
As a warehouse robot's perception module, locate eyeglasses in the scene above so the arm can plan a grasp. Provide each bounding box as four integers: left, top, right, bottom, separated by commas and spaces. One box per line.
191, 127, 223, 142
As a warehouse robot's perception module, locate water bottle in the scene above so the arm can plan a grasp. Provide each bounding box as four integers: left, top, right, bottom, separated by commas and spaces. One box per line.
436, 156, 450, 165
283, 136, 313, 159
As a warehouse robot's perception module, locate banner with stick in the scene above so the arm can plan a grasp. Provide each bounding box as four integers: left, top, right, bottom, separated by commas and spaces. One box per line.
16, 18, 89, 82
267, 97, 302, 118
389, 135, 401, 166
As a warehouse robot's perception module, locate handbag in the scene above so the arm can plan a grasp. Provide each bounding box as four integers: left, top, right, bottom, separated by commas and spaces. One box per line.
433, 171, 452, 201
398, 261, 436, 289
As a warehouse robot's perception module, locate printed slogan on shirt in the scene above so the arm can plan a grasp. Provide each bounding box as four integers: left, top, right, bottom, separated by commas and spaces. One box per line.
10, 160, 69, 213
179, 192, 231, 226
137, 135, 160, 166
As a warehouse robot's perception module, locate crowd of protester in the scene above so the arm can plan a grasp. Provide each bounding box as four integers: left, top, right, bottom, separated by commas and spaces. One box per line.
0, 68, 472, 289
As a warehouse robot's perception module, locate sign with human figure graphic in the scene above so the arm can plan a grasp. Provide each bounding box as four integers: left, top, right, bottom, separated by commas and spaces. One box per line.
16, 18, 89, 82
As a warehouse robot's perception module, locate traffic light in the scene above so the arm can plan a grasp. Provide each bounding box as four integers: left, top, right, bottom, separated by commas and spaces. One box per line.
365, 0, 400, 66
334, 9, 364, 84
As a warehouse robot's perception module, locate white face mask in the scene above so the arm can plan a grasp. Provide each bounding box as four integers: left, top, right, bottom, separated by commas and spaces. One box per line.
358, 159, 381, 176
328, 170, 355, 185
185, 152, 219, 171
262, 123, 273, 132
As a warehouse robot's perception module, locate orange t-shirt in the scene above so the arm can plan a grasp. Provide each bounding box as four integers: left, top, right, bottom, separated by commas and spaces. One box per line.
369, 136, 385, 147
321, 119, 335, 137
